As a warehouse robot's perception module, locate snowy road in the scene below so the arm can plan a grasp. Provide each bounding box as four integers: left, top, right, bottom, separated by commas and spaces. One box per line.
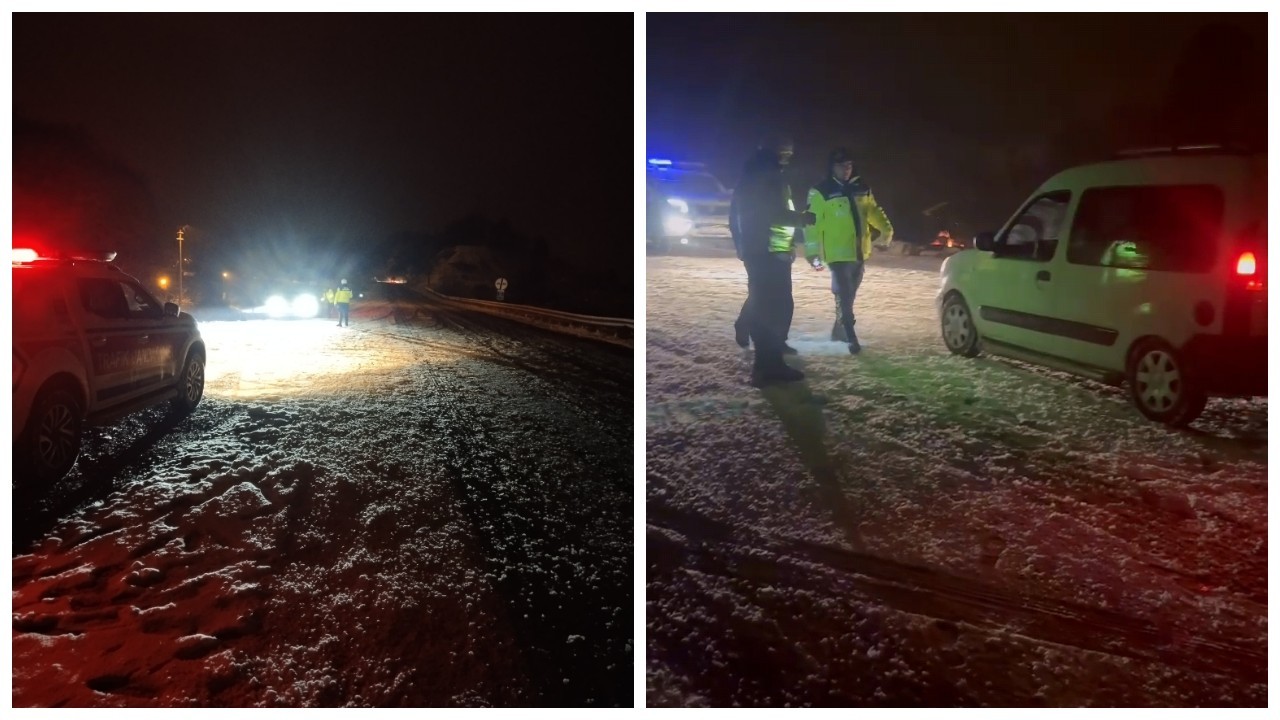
13, 290, 632, 707
646, 253, 1267, 707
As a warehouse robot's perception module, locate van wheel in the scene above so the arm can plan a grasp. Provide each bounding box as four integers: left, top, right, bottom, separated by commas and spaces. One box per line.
940, 294, 981, 357
1126, 339, 1207, 426
171, 350, 206, 416
18, 384, 83, 484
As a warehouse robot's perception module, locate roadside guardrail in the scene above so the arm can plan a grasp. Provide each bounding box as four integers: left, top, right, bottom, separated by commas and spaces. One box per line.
423, 288, 632, 347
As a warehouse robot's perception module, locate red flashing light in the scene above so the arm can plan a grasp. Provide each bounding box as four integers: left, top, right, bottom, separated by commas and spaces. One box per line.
12, 248, 39, 263
1235, 251, 1265, 291
1235, 251, 1257, 276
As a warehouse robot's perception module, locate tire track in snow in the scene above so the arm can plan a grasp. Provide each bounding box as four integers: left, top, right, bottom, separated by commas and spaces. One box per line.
647, 502, 1266, 687
372, 291, 633, 705
425, 354, 632, 707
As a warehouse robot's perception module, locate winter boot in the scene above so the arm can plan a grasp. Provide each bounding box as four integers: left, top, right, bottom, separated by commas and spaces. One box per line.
751, 363, 805, 388
848, 328, 862, 354
831, 295, 848, 342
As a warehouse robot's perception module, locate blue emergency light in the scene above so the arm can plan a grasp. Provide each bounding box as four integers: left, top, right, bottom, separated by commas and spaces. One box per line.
647, 158, 673, 166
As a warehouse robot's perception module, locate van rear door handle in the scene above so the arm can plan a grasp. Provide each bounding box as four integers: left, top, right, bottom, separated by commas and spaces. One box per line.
1036, 270, 1051, 282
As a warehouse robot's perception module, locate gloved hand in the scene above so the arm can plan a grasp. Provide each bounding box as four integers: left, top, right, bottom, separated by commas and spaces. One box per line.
800, 211, 817, 226
808, 256, 825, 271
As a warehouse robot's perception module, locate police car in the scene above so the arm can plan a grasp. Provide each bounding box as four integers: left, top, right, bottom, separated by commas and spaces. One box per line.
645, 158, 733, 254
13, 248, 206, 484
938, 146, 1265, 426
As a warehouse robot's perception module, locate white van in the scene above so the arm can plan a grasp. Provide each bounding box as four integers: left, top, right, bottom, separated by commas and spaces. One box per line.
937, 147, 1265, 425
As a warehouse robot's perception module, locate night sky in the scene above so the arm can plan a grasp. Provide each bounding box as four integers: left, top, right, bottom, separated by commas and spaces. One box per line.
647, 13, 1266, 239
14, 13, 631, 278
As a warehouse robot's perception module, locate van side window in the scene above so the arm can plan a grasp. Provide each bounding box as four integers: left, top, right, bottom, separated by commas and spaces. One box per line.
999, 191, 1071, 261
1067, 185, 1224, 272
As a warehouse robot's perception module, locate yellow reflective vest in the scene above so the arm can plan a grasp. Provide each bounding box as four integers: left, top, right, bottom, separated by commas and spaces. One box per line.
804, 175, 893, 263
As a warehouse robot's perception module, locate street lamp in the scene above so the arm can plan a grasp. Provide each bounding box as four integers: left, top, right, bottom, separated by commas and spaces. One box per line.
176, 227, 185, 306
159, 276, 170, 293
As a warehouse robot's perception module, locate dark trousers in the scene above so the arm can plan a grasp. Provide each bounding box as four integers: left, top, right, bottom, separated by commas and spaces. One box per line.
736, 256, 794, 345
830, 261, 865, 341
337, 302, 350, 326
740, 252, 793, 369
735, 297, 793, 346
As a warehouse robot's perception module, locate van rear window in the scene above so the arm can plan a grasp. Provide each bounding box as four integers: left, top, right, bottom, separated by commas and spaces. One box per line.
1066, 184, 1224, 273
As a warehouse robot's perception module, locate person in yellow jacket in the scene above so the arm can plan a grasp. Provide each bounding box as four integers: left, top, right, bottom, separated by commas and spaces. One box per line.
334, 281, 354, 327
803, 147, 893, 354
322, 287, 336, 318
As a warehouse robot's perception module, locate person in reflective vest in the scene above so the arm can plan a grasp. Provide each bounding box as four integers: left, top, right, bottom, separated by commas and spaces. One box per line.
804, 147, 894, 354
334, 282, 353, 327
728, 134, 815, 387
322, 287, 336, 318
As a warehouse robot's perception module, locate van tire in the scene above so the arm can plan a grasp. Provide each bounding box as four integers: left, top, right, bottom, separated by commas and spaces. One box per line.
1126, 338, 1207, 426
940, 293, 981, 358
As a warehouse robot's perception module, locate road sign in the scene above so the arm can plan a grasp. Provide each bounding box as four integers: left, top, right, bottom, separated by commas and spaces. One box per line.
495, 277, 508, 291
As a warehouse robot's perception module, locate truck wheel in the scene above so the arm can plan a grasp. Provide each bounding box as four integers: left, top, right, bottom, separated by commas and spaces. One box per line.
1126, 339, 1207, 426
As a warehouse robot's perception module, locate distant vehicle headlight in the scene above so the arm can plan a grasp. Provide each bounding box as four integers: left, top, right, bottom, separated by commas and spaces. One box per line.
666, 197, 689, 214
264, 295, 290, 318
292, 294, 320, 317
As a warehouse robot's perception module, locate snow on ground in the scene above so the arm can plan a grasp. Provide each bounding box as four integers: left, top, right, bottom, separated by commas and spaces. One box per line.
646, 252, 1267, 707
13, 293, 632, 707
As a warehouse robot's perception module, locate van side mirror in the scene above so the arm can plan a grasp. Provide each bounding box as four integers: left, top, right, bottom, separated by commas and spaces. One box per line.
164, 302, 180, 318
974, 231, 996, 252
